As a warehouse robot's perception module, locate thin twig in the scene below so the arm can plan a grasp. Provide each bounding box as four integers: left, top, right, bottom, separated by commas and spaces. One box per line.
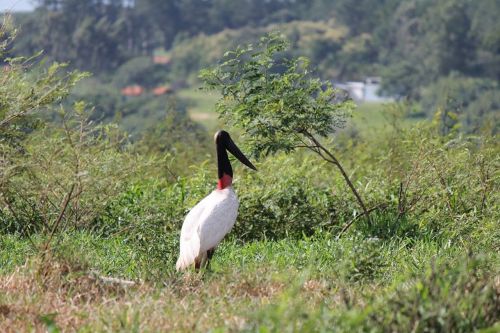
304, 130, 372, 225
337, 203, 387, 239
43, 183, 75, 252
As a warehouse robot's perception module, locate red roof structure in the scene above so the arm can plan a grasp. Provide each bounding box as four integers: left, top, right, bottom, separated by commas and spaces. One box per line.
152, 86, 173, 96
152, 55, 171, 65
121, 85, 144, 97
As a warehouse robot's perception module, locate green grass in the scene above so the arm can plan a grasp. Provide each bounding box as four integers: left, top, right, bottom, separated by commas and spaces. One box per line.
0, 231, 448, 280
1, 230, 498, 331
353, 102, 387, 127
348, 102, 423, 137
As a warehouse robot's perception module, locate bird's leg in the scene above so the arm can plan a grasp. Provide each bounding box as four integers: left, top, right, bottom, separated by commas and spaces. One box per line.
194, 252, 206, 270
194, 249, 216, 271
207, 248, 216, 260
205, 248, 216, 270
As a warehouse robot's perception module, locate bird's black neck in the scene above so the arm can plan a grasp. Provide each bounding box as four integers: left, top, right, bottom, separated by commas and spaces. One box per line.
217, 143, 233, 189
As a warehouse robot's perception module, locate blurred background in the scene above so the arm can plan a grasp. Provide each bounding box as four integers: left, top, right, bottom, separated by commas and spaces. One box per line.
2, 0, 498, 140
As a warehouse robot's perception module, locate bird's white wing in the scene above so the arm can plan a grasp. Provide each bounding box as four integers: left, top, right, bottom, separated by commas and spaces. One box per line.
176, 189, 239, 271
198, 189, 238, 252
176, 196, 208, 271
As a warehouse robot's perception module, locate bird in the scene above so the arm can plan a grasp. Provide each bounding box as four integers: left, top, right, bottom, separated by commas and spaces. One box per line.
176, 130, 257, 271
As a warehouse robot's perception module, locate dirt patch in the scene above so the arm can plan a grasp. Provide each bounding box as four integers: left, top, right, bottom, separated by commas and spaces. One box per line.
231, 280, 285, 298
0, 304, 11, 316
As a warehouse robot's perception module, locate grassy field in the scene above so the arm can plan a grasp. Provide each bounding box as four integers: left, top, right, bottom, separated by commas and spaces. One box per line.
1, 229, 498, 332
2, 5, 499, 331
2, 78, 498, 332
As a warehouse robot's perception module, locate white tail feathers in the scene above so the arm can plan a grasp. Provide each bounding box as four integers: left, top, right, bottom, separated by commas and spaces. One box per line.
175, 253, 193, 271
176, 236, 200, 271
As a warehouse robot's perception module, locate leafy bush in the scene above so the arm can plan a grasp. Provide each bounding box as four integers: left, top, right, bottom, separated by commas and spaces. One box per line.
70, 77, 122, 121
1, 103, 146, 237
86, 107, 499, 250
234, 154, 338, 240
246, 253, 499, 333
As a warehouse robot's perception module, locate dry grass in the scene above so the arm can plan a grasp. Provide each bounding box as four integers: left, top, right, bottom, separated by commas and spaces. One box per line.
0, 258, 315, 332
0, 256, 134, 332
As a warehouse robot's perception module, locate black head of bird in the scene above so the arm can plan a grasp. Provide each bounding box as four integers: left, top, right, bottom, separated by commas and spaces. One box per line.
214, 130, 256, 189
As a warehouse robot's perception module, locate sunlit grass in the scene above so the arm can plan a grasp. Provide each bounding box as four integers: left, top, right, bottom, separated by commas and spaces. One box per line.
1, 231, 497, 332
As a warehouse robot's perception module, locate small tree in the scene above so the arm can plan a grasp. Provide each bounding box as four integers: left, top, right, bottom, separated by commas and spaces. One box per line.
200, 33, 371, 225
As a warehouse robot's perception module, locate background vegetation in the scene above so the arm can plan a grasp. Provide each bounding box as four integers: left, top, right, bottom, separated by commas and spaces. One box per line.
5, 0, 499, 137
0, 1, 499, 331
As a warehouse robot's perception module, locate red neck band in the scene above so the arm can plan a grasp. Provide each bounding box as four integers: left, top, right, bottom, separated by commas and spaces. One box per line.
217, 173, 233, 190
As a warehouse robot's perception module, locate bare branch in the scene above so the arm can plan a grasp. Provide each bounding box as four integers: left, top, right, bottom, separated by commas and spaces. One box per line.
43, 183, 75, 252
302, 130, 372, 225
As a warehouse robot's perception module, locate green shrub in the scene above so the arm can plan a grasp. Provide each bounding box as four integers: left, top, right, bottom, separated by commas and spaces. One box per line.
245, 253, 499, 333
420, 74, 500, 134
1, 103, 148, 238
91, 113, 499, 248
232, 155, 327, 239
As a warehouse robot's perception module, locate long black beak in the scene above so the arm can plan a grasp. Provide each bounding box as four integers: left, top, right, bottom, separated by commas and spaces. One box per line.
226, 137, 257, 171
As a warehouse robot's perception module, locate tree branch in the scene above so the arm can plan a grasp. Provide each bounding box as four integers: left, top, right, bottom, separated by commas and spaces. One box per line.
43, 183, 75, 252
337, 203, 387, 238
303, 130, 372, 225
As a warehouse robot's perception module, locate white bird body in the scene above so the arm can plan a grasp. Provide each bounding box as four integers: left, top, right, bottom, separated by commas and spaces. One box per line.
176, 187, 239, 271
176, 130, 256, 271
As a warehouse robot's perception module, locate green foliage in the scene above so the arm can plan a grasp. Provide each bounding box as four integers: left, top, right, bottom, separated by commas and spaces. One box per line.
80, 109, 499, 248
234, 154, 337, 240
0, 8, 499, 331
14, 0, 342, 73
379, 0, 500, 99
69, 77, 122, 121
134, 97, 211, 175
111, 56, 169, 89
0, 49, 86, 145
90, 164, 214, 279
70, 77, 208, 142
201, 33, 374, 222
169, 20, 350, 82
1, 26, 100, 240
421, 74, 500, 134
1, 103, 146, 237
201, 33, 354, 157
9, 0, 497, 135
